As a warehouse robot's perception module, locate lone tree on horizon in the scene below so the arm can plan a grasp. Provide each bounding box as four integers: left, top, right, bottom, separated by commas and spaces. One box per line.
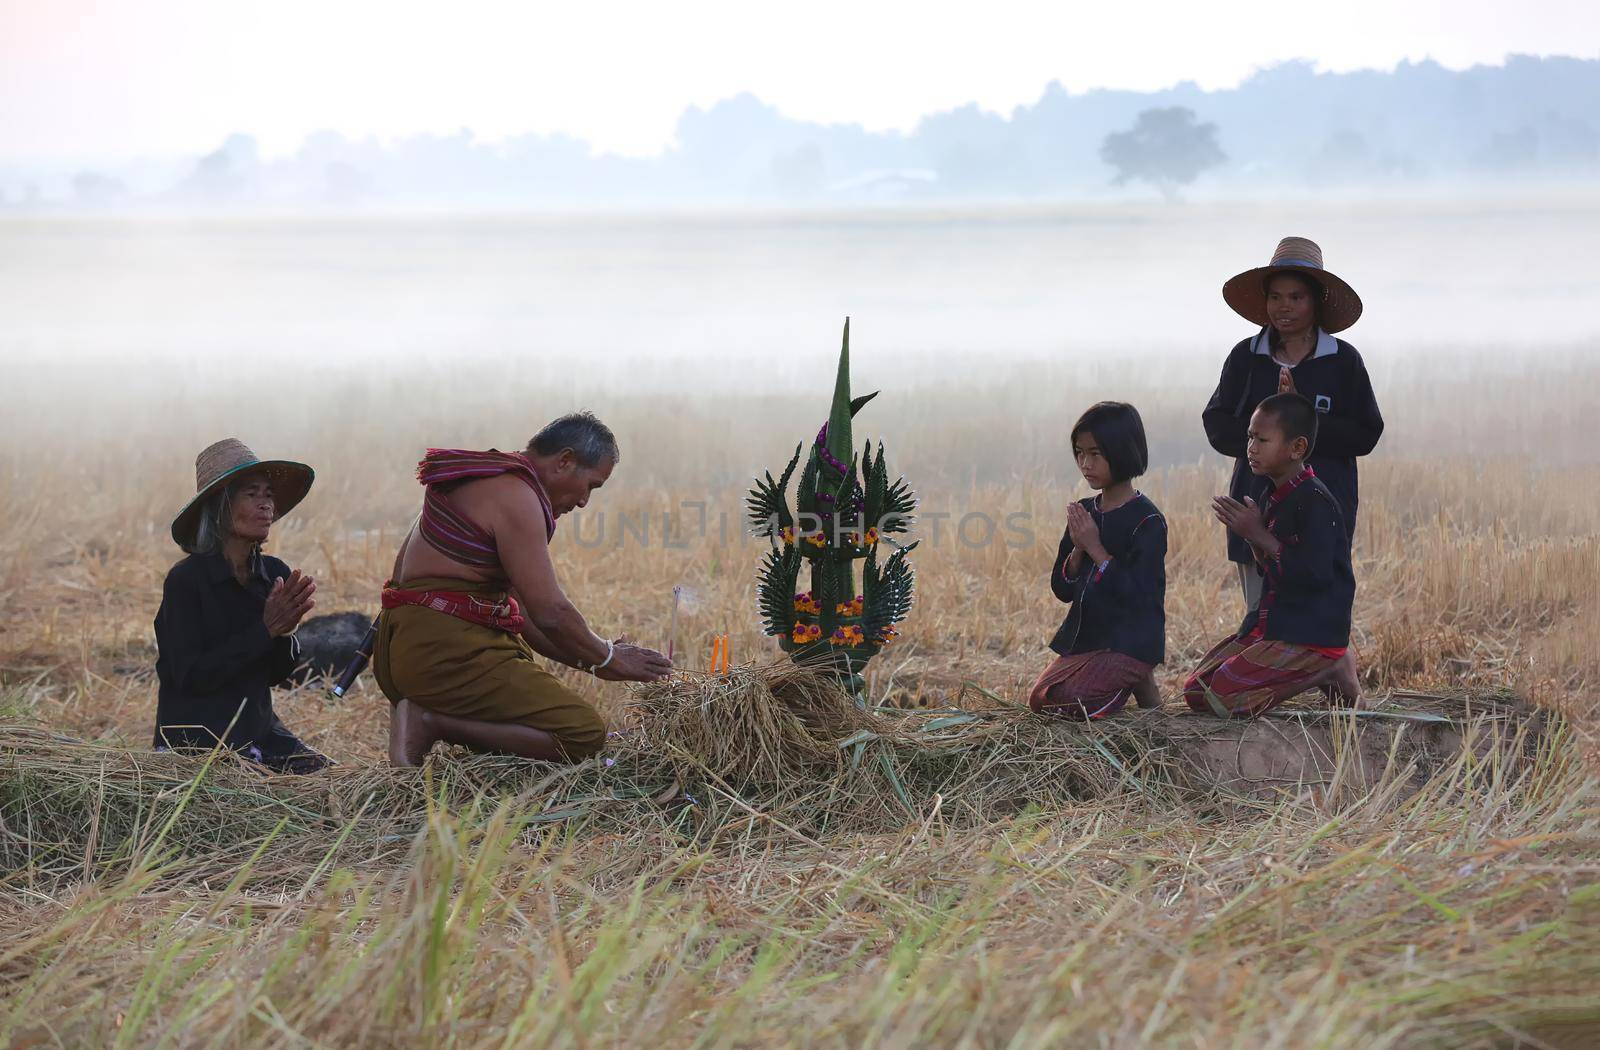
1100, 107, 1226, 200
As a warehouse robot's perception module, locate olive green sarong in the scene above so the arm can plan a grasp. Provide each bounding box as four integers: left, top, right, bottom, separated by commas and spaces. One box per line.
372, 576, 605, 758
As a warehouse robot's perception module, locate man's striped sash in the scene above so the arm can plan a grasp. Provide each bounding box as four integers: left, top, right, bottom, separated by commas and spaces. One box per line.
416, 448, 555, 569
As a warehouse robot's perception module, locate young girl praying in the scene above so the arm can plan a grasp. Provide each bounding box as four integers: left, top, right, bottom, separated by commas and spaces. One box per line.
1029, 401, 1166, 718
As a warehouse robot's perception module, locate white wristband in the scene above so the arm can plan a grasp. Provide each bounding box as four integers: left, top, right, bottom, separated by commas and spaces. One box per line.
593, 639, 616, 672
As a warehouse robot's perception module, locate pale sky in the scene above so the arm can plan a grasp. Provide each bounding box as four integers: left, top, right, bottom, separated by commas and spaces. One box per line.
2, 0, 1597, 162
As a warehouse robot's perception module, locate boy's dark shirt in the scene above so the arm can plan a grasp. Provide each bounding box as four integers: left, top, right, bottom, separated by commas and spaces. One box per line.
1202, 332, 1383, 564
1237, 469, 1356, 648
154, 548, 310, 762
1047, 492, 1166, 666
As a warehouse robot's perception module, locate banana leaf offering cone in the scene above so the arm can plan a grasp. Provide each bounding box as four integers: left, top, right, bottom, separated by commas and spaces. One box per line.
747, 319, 918, 701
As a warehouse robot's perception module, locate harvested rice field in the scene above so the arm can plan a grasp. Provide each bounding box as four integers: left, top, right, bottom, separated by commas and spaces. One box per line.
2, 202, 1598, 1047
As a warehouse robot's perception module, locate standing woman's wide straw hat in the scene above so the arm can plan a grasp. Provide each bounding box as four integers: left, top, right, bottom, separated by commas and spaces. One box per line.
170, 438, 315, 549
1222, 236, 1363, 334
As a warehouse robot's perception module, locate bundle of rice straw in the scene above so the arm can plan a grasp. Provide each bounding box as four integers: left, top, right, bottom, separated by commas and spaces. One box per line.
627, 661, 1194, 827
629, 661, 889, 786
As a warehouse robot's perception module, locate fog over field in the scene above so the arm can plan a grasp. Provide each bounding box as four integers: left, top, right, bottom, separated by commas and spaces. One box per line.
4, 192, 1596, 380
4, 191, 1597, 514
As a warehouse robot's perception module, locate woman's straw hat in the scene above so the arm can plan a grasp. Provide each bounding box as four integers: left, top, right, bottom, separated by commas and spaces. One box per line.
170, 438, 314, 548
1222, 236, 1363, 334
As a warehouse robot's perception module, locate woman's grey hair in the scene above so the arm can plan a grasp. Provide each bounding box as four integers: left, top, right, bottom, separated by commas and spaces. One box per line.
527, 411, 620, 468
185, 485, 235, 556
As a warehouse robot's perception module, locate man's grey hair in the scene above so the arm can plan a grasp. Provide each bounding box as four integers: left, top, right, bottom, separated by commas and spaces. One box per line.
185, 485, 235, 556
527, 411, 620, 468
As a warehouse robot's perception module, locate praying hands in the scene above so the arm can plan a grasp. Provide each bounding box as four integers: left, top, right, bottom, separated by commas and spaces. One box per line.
1066, 502, 1108, 565
1211, 495, 1280, 558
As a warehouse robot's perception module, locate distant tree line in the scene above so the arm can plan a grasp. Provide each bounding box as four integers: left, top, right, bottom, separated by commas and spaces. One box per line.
6, 55, 1596, 210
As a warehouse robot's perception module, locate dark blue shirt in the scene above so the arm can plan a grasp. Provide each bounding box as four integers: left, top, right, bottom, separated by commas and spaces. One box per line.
1236, 470, 1356, 649
1046, 493, 1166, 666
1203, 332, 1383, 564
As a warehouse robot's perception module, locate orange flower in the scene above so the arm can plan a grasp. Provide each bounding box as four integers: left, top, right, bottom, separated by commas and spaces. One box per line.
791, 622, 823, 643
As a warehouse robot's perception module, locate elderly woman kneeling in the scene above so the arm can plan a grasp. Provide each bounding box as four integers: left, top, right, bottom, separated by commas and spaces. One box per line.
153, 439, 329, 773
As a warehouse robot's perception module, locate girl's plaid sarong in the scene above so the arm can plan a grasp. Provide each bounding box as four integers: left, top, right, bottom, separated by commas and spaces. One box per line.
1029, 650, 1153, 719
1182, 636, 1336, 718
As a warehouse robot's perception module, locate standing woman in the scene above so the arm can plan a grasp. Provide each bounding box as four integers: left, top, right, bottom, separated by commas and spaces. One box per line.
1204, 238, 1384, 612
155, 439, 329, 773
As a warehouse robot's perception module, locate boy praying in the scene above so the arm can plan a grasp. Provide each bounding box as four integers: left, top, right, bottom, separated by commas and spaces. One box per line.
1185, 393, 1361, 717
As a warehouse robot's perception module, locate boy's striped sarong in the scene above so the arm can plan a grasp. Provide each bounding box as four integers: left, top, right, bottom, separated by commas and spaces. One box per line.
1029, 650, 1153, 719
1182, 636, 1338, 718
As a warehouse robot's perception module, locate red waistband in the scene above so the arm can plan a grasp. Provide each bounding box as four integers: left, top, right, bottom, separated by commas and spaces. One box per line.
381, 586, 525, 633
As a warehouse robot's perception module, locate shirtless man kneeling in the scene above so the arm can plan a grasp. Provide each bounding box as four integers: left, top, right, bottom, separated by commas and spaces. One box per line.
373, 412, 673, 765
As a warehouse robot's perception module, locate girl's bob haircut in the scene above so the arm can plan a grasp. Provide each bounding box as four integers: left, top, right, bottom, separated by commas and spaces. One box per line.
1071, 401, 1149, 482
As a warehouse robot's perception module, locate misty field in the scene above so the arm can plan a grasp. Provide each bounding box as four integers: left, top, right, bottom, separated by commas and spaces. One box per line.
2, 201, 1598, 1046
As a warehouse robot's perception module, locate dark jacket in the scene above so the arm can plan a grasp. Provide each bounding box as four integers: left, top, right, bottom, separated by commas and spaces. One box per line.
1047, 493, 1166, 666
153, 548, 313, 766
1238, 470, 1355, 648
1203, 331, 1383, 564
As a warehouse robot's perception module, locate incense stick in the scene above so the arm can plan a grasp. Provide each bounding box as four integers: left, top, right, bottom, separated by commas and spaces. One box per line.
668, 585, 682, 662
